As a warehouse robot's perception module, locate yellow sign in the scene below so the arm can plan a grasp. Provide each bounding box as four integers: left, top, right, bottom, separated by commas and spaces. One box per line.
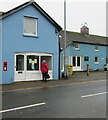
34, 59, 37, 63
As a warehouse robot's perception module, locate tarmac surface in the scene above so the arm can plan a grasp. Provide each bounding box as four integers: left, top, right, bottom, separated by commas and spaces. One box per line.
1, 71, 107, 92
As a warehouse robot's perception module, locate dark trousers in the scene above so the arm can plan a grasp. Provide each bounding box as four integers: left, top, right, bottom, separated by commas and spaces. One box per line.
42, 72, 47, 82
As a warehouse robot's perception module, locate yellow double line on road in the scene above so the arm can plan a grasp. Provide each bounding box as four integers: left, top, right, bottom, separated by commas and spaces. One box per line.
0, 79, 106, 93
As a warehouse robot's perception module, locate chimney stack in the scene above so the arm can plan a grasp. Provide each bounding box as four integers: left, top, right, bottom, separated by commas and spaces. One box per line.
80, 23, 89, 35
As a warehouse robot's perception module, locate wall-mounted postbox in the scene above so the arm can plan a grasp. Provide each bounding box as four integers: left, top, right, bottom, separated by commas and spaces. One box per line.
3, 62, 7, 71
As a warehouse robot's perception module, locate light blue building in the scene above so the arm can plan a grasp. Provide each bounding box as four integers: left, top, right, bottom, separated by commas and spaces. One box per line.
60, 26, 108, 78
0, 1, 62, 84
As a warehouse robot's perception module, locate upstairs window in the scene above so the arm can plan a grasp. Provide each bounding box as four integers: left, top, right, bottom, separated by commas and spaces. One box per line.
24, 17, 37, 36
95, 45, 99, 51
74, 43, 80, 50
84, 56, 89, 61
95, 56, 99, 64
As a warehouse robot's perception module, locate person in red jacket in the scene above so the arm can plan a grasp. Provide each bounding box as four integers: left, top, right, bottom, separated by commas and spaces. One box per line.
41, 60, 48, 82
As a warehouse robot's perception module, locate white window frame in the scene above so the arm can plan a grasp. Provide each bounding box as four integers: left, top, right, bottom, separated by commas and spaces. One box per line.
24, 16, 38, 36
74, 43, 80, 50
95, 45, 99, 51
95, 56, 99, 64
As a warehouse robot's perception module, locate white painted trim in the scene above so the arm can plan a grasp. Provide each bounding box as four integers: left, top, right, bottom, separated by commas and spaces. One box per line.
95, 62, 99, 64
14, 52, 53, 81
72, 56, 82, 71
95, 50, 99, 52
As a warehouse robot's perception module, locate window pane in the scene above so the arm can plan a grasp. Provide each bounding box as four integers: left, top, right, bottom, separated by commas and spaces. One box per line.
73, 57, 76, 66
74, 43, 79, 49
84, 56, 89, 61
16, 55, 24, 71
24, 17, 37, 35
77, 57, 80, 66
27, 55, 39, 71
95, 45, 99, 50
95, 57, 98, 62
41, 56, 52, 70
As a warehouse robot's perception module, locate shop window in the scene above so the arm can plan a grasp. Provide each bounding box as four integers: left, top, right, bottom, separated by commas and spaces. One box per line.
95, 56, 99, 64
41, 56, 52, 70
27, 55, 39, 71
84, 56, 89, 61
24, 17, 38, 36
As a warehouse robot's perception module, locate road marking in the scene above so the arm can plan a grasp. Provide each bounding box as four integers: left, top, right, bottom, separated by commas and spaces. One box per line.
0, 102, 46, 113
81, 92, 108, 98
1, 79, 106, 93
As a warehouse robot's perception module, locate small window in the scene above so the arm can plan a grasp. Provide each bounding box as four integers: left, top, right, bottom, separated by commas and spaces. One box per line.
24, 17, 37, 36
27, 55, 39, 71
74, 43, 80, 50
84, 56, 89, 61
95, 57, 99, 64
106, 57, 108, 64
95, 45, 99, 51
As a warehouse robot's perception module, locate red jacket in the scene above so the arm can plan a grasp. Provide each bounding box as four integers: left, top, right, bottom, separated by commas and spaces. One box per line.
41, 62, 48, 73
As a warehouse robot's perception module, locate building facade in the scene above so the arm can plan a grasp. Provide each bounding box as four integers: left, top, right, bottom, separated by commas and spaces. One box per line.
60, 26, 108, 78
0, 1, 62, 84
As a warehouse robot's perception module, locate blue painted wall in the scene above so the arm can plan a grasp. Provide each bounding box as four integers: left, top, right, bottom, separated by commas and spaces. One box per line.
60, 43, 107, 78
1, 5, 59, 84
0, 19, 2, 84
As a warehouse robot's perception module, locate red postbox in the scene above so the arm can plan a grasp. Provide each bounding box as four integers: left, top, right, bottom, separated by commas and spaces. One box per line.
3, 62, 7, 71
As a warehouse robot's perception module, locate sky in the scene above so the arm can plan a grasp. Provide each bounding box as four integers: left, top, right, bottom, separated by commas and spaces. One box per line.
0, 0, 107, 37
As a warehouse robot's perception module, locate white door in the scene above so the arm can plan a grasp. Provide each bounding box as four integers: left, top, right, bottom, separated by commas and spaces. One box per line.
72, 56, 81, 71
14, 54, 26, 81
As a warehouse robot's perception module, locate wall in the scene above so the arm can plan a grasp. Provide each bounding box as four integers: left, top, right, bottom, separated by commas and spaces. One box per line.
2, 5, 59, 84
0, 19, 2, 84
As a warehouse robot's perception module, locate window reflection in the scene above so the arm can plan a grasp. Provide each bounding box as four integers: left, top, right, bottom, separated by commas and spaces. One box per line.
27, 55, 39, 71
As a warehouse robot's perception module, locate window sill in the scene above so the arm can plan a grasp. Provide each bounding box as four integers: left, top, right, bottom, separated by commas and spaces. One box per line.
95, 62, 99, 64
23, 34, 38, 38
75, 48, 80, 51
95, 50, 99, 52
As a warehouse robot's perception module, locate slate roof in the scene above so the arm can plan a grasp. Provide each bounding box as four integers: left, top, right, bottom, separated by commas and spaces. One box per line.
60, 31, 108, 49
0, 0, 62, 31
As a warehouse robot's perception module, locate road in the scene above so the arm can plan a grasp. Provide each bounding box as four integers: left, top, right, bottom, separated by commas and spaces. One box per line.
2, 80, 107, 118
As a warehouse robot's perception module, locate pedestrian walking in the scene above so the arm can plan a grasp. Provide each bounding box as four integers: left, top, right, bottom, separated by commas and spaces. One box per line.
41, 60, 48, 82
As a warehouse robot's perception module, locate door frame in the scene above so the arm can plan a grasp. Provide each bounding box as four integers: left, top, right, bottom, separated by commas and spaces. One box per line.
14, 53, 26, 82
72, 56, 82, 71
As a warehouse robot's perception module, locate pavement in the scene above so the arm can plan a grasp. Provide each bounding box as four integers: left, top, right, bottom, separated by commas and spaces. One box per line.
1, 71, 107, 92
